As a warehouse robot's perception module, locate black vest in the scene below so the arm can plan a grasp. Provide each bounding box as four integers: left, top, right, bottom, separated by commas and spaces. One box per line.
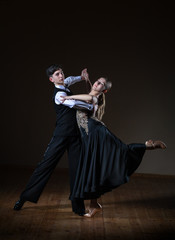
53, 87, 79, 136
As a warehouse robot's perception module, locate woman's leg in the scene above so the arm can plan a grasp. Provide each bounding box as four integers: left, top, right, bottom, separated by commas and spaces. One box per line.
84, 199, 102, 218
89, 199, 101, 208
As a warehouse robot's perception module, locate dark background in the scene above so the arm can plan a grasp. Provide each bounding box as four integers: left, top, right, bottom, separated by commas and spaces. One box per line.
1, 1, 175, 174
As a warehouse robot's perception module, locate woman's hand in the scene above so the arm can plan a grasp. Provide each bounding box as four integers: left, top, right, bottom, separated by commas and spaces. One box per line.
60, 95, 73, 103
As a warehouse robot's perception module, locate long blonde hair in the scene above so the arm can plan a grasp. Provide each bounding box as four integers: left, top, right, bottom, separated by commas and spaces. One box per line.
96, 79, 112, 120
96, 93, 105, 120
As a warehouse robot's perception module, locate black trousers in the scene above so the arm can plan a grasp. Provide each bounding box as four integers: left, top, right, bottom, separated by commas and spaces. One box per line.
20, 134, 85, 214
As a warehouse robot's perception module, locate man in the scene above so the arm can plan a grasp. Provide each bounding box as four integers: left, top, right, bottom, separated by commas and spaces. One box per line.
13, 64, 93, 215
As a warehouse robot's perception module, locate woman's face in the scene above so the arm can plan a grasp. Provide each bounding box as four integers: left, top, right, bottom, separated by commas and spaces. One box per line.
92, 77, 106, 92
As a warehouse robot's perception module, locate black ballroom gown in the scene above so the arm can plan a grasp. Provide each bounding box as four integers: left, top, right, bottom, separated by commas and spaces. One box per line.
69, 109, 146, 200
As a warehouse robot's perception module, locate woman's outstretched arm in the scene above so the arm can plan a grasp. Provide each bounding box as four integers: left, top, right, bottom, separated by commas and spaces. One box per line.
61, 94, 94, 102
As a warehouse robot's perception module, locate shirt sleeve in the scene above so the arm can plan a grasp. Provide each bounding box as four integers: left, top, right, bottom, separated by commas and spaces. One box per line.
55, 91, 93, 110
64, 76, 82, 87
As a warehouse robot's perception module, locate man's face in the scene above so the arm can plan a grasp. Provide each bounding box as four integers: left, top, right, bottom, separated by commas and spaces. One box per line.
49, 69, 65, 85
92, 77, 106, 92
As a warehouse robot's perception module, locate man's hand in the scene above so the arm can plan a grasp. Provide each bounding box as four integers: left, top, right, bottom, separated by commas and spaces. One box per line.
81, 68, 89, 81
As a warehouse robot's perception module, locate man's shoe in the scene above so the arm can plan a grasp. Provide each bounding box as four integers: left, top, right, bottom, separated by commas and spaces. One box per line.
13, 199, 26, 210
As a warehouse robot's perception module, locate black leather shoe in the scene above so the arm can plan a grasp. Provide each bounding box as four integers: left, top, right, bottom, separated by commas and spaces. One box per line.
78, 212, 85, 216
13, 199, 26, 210
71, 199, 85, 216
73, 211, 85, 216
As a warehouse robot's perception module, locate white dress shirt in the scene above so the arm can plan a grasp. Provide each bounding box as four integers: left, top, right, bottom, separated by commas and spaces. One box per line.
54, 76, 93, 111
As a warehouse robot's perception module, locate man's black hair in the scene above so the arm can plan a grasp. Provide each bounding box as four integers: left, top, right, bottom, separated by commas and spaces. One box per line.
46, 64, 62, 77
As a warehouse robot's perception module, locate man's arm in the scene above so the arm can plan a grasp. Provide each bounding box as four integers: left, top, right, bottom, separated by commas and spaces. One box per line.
64, 76, 82, 87
61, 94, 98, 103
64, 68, 89, 87
55, 91, 94, 111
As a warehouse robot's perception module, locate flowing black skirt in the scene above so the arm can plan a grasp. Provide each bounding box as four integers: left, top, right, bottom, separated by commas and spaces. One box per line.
69, 118, 146, 200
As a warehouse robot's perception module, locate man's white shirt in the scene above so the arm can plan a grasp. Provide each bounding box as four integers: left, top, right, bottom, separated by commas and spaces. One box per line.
54, 76, 93, 111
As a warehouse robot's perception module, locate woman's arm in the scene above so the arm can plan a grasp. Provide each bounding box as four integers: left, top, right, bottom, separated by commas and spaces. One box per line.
61, 94, 93, 102
55, 91, 94, 111
85, 78, 93, 93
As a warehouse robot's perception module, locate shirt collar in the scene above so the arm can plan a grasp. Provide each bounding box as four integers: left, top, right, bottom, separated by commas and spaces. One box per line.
55, 84, 66, 89
54, 84, 70, 92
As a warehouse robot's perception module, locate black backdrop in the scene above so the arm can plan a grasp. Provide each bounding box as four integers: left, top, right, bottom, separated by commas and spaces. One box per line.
1, 1, 175, 174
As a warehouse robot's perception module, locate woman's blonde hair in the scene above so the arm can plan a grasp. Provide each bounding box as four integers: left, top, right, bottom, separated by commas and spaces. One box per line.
96, 79, 112, 120
96, 92, 105, 120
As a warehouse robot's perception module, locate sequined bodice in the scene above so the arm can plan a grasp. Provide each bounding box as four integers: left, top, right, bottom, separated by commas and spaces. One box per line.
76, 107, 104, 136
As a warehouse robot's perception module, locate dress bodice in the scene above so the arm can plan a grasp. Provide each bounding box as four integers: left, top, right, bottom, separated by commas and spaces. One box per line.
76, 105, 105, 136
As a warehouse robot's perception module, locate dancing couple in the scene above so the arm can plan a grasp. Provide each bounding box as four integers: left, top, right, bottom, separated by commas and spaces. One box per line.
14, 64, 166, 218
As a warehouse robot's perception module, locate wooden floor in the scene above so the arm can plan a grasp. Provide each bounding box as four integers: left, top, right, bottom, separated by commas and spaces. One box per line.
0, 165, 175, 240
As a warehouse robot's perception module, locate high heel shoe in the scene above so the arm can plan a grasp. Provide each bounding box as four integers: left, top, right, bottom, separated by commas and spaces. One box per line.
84, 204, 102, 218
145, 140, 167, 150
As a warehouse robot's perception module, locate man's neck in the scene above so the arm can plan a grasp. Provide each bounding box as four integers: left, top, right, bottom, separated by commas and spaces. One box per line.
55, 83, 65, 87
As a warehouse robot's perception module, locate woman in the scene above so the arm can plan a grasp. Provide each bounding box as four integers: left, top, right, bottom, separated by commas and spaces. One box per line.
61, 77, 166, 217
